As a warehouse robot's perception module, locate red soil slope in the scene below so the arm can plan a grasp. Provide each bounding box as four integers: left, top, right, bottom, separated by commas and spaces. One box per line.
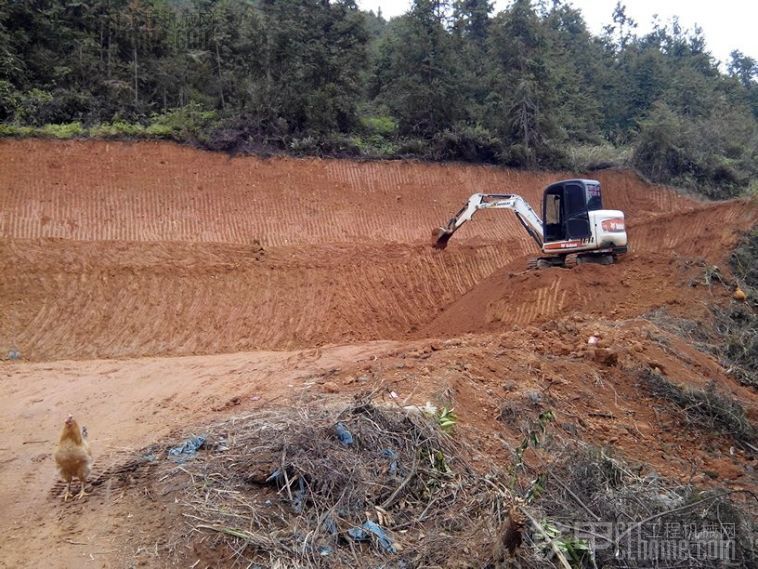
2, 140, 755, 361
1, 139, 693, 246
424, 200, 758, 337
0, 140, 755, 569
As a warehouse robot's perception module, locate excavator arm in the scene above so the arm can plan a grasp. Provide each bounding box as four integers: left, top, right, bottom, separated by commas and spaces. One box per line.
433, 193, 544, 249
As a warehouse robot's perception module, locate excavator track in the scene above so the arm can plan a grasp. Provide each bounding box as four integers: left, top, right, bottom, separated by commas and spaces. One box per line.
527, 256, 573, 269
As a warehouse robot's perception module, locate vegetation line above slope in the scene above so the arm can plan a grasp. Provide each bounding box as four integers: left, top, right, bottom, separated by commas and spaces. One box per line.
0, 0, 756, 198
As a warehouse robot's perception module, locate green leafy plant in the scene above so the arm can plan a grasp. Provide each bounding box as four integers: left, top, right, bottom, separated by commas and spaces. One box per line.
430, 449, 451, 474
540, 522, 590, 567
359, 115, 397, 136
516, 410, 555, 459
0, 124, 33, 137
436, 407, 457, 433
90, 121, 145, 138
525, 473, 546, 503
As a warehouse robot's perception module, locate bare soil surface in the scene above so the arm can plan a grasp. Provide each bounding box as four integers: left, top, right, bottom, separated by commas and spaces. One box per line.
0, 140, 755, 568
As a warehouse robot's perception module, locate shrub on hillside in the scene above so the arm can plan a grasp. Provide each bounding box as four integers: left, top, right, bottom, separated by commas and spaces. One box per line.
39, 122, 85, 138
11, 89, 94, 126
431, 125, 503, 163
89, 122, 145, 137
147, 105, 218, 141
633, 102, 757, 198
566, 143, 631, 171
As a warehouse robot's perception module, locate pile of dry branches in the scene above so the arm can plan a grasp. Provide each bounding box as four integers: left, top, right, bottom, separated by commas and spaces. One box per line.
537, 445, 758, 569
162, 399, 525, 568
141, 397, 756, 568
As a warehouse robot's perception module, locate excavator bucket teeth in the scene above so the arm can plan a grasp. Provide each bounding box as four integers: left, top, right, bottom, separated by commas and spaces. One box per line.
432, 228, 453, 249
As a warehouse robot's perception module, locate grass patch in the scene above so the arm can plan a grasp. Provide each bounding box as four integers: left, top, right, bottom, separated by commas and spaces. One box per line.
716, 229, 758, 386
89, 121, 145, 138
638, 368, 755, 446
0, 104, 219, 143
646, 230, 758, 388
38, 122, 85, 138
565, 143, 631, 172
0, 124, 34, 137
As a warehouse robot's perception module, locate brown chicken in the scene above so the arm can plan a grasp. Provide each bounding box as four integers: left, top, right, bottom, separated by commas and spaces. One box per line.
53, 415, 93, 501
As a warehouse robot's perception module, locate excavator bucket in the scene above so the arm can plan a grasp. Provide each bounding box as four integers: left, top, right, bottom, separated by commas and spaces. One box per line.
432, 227, 453, 249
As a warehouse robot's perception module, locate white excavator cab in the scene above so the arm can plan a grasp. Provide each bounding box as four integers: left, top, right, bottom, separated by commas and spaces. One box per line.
540, 179, 627, 263
543, 180, 600, 242
433, 179, 628, 267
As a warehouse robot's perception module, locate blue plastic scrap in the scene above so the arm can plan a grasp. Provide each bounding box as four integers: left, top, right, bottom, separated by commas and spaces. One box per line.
381, 448, 399, 475
335, 422, 353, 446
168, 435, 206, 461
347, 521, 396, 554
322, 515, 338, 536
266, 468, 285, 484
317, 545, 333, 557
363, 521, 397, 554
347, 526, 369, 541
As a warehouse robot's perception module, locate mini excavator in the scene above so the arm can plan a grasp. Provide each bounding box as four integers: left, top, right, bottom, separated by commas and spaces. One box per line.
433, 179, 628, 267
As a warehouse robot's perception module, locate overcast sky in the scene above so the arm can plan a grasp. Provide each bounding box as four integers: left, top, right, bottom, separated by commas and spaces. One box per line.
357, 0, 757, 66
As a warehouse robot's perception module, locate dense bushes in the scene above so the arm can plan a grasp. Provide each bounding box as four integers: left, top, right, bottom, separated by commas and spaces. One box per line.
0, 0, 755, 197
633, 102, 757, 198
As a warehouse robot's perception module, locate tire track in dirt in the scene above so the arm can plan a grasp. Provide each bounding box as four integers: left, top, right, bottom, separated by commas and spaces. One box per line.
628, 199, 758, 257
423, 199, 757, 337
2, 140, 752, 361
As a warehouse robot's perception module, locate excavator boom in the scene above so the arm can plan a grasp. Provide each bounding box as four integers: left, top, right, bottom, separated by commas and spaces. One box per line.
433, 193, 544, 249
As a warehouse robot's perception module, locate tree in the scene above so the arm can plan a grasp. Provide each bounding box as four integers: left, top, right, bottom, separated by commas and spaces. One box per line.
729, 50, 757, 87
373, 0, 464, 137
602, 1, 637, 52
543, 2, 602, 141
452, 0, 491, 45
487, 0, 561, 166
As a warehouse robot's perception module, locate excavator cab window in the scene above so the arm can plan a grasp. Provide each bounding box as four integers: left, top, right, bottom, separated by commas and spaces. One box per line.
543, 192, 562, 242
542, 180, 594, 243
586, 183, 603, 211
564, 183, 592, 239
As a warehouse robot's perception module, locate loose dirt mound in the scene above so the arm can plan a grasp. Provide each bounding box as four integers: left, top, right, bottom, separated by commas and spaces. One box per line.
425, 200, 758, 337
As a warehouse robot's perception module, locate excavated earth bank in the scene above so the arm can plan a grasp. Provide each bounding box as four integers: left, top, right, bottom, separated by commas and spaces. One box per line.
0, 140, 756, 568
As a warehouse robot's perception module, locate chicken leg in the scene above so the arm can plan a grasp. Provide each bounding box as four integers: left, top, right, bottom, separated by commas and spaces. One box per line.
62, 480, 72, 502
77, 479, 87, 500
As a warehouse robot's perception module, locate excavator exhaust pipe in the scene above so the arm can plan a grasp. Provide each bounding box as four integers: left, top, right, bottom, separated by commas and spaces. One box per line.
432, 227, 453, 249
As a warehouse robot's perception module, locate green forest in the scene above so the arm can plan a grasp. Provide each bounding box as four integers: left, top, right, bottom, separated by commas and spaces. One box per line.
1, 0, 756, 197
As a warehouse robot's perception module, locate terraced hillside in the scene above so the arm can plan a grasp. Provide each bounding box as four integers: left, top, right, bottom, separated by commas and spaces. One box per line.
0, 140, 755, 569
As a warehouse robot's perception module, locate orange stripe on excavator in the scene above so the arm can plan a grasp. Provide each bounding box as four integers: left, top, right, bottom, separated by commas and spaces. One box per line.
544, 240, 582, 250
